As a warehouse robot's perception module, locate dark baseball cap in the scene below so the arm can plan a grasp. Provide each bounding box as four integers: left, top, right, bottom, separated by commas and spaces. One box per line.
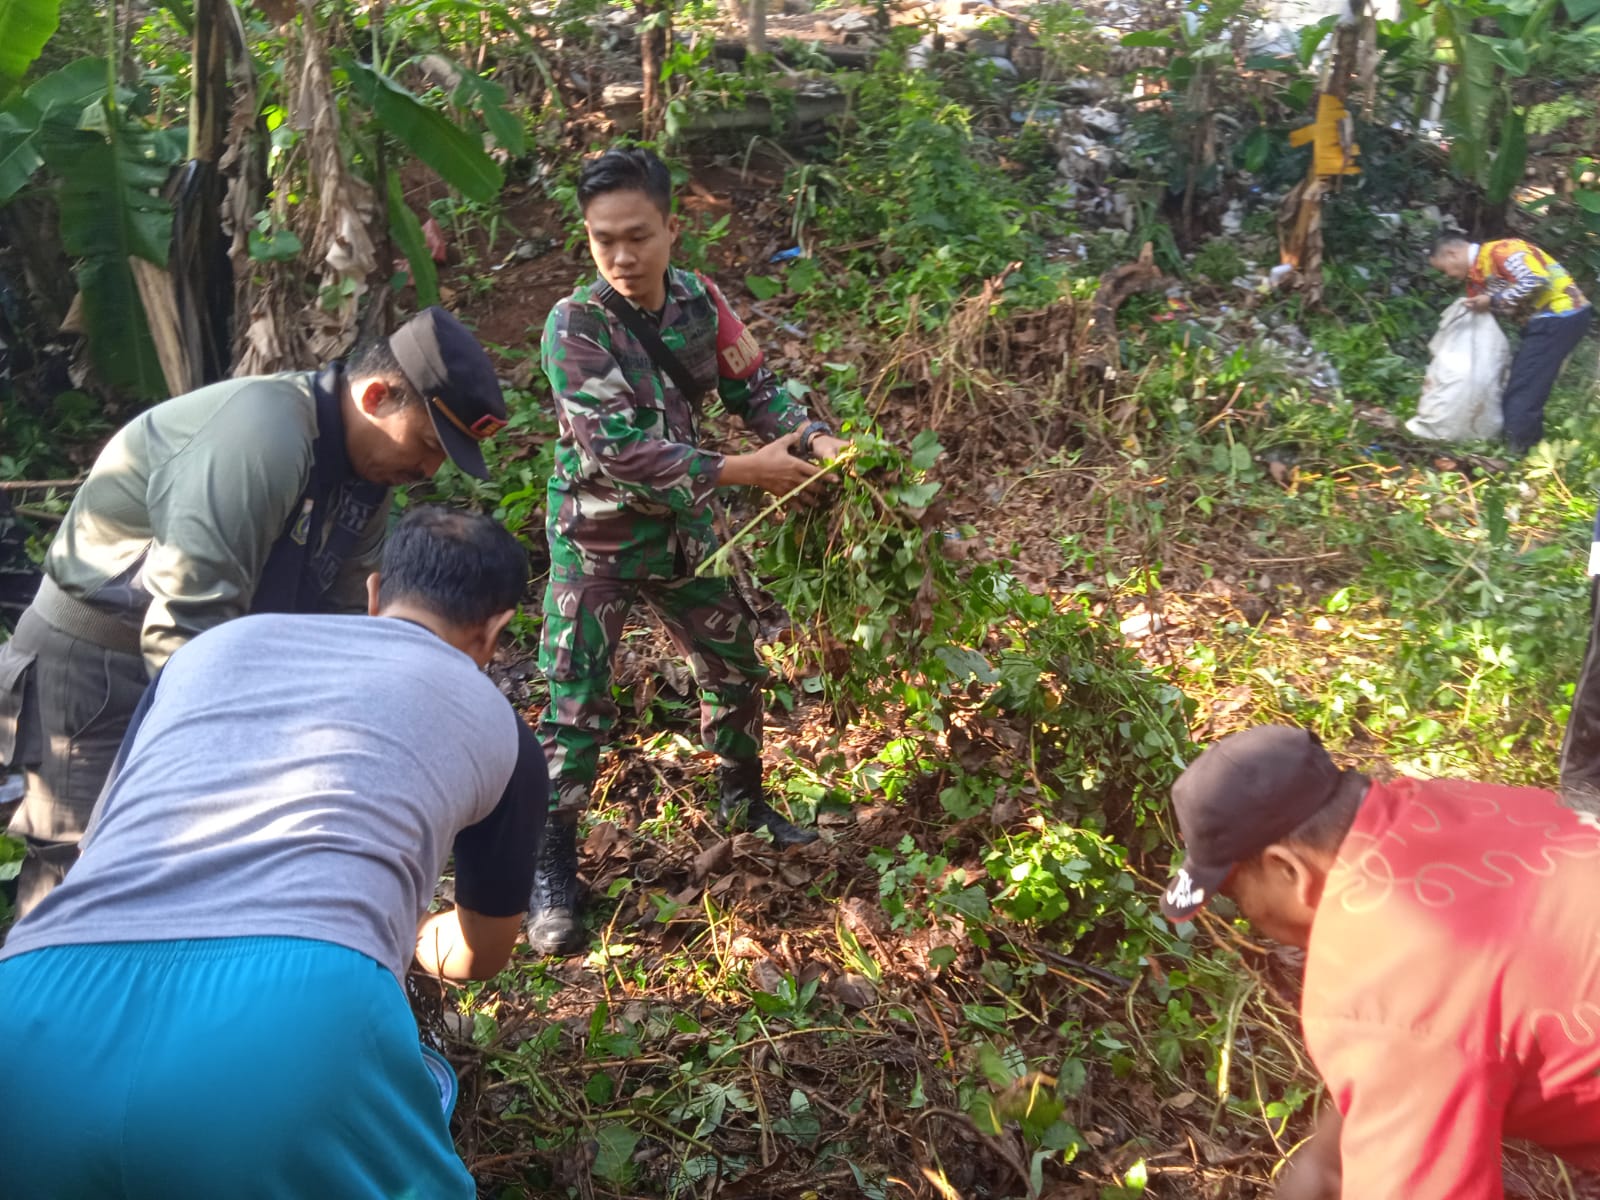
390, 306, 507, 481
1161, 725, 1344, 922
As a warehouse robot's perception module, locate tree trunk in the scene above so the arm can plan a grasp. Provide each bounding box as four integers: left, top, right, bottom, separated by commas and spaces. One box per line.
162, 0, 239, 392
367, 0, 394, 337
747, 0, 766, 55
1326, 1, 1363, 105
640, 0, 670, 138
1179, 65, 1214, 245
1275, 0, 1366, 306
1080, 242, 1164, 383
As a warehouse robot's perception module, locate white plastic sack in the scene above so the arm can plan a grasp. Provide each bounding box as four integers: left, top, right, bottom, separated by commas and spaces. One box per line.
1405, 298, 1510, 442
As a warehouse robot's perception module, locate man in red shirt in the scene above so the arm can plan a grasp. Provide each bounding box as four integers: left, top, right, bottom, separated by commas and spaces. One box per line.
1160, 725, 1600, 1199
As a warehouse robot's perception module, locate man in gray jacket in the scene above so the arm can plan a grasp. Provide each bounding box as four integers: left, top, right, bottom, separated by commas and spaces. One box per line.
0, 306, 507, 916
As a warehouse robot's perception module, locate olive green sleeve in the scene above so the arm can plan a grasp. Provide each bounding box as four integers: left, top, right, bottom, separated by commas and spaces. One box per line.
138, 390, 314, 673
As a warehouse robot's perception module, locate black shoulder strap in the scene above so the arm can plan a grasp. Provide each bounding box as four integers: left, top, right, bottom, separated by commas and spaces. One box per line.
594, 280, 707, 408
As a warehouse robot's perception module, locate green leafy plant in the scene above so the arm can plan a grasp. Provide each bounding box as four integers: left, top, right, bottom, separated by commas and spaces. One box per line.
783, 50, 1061, 328
0, 55, 174, 395
1430, 0, 1600, 212
340, 57, 503, 205
0, 0, 60, 99
1191, 238, 1246, 283
0, 832, 24, 929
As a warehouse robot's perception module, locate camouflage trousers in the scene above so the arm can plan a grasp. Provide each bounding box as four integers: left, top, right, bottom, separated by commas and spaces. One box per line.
537, 572, 767, 816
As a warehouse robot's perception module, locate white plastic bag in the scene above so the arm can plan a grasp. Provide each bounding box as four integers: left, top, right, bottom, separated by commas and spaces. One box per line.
1405, 298, 1510, 442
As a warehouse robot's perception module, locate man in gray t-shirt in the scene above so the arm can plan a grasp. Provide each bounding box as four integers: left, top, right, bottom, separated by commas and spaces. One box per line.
0, 506, 545, 1200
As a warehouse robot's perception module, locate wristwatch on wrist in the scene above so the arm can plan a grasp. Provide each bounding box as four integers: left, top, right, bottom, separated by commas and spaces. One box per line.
796, 420, 834, 460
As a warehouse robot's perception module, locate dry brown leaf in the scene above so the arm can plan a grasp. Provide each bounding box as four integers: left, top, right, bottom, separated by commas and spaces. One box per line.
990, 794, 1022, 827
779, 862, 811, 888
583, 821, 625, 860
692, 837, 733, 881
726, 935, 765, 960
751, 958, 786, 994
830, 972, 878, 1010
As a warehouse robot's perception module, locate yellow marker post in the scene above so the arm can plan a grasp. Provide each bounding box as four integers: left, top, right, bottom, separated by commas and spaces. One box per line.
1288, 93, 1362, 177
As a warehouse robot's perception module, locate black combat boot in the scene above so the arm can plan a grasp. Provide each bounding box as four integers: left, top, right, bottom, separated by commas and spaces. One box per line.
717, 759, 819, 849
524, 817, 586, 956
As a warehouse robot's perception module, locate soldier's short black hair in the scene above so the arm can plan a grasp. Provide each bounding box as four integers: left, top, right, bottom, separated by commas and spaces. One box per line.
379, 505, 528, 627
349, 337, 422, 412
577, 146, 673, 218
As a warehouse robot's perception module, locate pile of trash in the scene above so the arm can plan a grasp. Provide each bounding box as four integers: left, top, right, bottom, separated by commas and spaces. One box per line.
1055, 104, 1125, 188
1189, 308, 1348, 397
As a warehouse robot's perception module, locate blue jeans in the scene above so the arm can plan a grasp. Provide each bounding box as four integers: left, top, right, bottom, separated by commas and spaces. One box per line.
0, 936, 474, 1199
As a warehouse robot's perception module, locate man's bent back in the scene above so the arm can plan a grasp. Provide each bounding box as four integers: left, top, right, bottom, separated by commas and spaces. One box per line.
0, 506, 545, 1200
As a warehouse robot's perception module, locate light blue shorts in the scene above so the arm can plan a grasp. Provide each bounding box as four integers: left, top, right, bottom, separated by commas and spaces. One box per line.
0, 936, 474, 1200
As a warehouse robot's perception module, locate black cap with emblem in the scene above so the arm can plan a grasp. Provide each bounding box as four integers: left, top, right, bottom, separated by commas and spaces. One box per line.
1161, 725, 1345, 922
389, 306, 507, 481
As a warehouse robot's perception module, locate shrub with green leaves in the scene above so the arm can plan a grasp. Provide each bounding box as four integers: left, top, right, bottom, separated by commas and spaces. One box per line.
741, 399, 1194, 858
785, 49, 1062, 327
1191, 238, 1246, 284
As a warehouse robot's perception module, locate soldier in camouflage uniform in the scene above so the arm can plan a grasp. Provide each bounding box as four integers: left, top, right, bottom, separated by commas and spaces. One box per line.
529, 147, 846, 955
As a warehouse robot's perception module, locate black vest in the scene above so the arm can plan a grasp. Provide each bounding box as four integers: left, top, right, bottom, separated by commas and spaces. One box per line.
249, 364, 389, 616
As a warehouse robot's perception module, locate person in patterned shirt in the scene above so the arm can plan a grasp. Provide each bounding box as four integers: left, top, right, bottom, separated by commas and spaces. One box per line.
1430, 235, 1593, 454
527, 146, 847, 956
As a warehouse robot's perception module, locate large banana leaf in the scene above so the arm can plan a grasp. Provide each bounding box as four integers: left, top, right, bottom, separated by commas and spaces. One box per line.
24, 55, 108, 114
1485, 107, 1528, 205
0, 0, 61, 101
440, 58, 525, 158
342, 58, 502, 206
39, 104, 176, 398
76, 255, 166, 398
0, 57, 109, 204
1444, 23, 1499, 183
1502, 0, 1564, 43
0, 107, 40, 202
387, 168, 439, 308
41, 120, 172, 264
1481, 35, 1530, 75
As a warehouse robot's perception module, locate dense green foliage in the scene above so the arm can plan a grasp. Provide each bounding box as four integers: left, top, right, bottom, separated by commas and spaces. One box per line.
2, 0, 1599, 1194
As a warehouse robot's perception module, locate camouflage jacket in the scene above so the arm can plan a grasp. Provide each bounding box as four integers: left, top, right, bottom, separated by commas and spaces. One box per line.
542, 267, 808, 579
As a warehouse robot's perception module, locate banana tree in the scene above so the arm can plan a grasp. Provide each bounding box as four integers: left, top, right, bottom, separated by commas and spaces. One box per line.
0, 0, 174, 398
0, 56, 176, 397
1435, 0, 1598, 220
3, 0, 520, 394
230, 0, 524, 373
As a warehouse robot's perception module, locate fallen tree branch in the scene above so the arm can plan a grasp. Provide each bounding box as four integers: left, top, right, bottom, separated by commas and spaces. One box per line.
0, 478, 84, 491
1079, 240, 1166, 379
710, 38, 877, 71
604, 85, 846, 134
